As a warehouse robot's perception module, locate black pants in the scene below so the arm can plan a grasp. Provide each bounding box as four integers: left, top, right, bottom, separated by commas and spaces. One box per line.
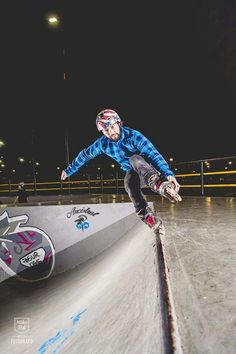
124, 155, 161, 213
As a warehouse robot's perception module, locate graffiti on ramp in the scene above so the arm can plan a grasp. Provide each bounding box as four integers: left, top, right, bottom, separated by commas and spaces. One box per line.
0, 211, 55, 282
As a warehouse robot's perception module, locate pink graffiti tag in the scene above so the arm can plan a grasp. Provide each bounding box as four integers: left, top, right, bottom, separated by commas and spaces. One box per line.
16, 232, 37, 251
0, 211, 55, 282
25, 231, 36, 238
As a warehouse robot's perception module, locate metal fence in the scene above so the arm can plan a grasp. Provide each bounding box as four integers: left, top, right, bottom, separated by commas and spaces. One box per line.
1, 156, 236, 197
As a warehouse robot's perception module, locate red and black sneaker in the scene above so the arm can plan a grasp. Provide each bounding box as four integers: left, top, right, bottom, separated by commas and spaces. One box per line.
137, 206, 165, 235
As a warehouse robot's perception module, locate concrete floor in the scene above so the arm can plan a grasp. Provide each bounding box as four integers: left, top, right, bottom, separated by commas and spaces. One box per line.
0, 195, 236, 354
156, 196, 236, 354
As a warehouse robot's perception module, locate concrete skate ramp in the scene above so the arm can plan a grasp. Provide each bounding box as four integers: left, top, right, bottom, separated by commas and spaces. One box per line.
0, 203, 139, 282
3, 195, 235, 353
0, 220, 167, 354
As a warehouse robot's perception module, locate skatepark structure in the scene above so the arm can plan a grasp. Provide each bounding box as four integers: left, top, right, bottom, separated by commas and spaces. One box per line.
0, 194, 235, 353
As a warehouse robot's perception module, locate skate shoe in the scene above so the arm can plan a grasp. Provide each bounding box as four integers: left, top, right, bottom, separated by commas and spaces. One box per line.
148, 175, 182, 203
137, 206, 165, 235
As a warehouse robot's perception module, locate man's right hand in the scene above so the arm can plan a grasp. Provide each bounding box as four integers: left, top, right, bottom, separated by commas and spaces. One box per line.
164, 181, 182, 202
61, 170, 68, 181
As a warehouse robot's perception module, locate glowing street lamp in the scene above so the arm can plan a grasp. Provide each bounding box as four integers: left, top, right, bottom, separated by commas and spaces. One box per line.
0, 139, 5, 148
48, 16, 58, 24
47, 15, 60, 29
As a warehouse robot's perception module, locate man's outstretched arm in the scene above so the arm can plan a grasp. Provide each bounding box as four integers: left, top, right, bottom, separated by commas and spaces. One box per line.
133, 131, 174, 175
133, 130, 181, 196
60, 138, 103, 180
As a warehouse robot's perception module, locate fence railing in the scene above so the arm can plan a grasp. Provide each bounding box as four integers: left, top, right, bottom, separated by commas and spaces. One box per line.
1, 156, 236, 197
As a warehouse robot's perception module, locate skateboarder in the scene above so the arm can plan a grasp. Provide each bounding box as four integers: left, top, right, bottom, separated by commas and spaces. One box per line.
61, 109, 181, 235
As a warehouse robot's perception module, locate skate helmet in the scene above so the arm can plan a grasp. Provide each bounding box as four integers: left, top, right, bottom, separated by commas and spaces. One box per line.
96, 109, 122, 132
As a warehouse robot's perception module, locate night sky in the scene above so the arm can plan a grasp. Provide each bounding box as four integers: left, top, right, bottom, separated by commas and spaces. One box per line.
1, 1, 236, 182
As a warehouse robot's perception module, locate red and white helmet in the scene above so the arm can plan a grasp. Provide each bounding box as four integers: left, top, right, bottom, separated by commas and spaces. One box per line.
96, 109, 122, 132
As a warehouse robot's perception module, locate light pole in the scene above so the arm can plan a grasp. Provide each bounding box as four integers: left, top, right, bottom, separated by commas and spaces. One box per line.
65, 127, 71, 194
47, 14, 70, 193
0, 140, 7, 185
31, 129, 37, 194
